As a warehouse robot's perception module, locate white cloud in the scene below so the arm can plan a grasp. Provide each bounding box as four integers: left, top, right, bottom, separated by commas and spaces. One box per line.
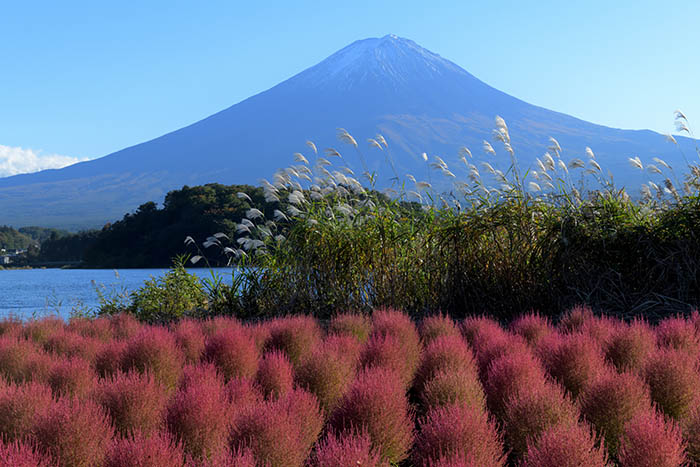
0, 145, 87, 177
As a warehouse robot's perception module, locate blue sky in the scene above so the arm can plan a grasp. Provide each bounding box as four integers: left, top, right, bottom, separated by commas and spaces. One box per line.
1, 0, 698, 175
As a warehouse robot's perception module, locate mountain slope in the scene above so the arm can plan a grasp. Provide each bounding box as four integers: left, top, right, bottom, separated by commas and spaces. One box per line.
0, 35, 694, 229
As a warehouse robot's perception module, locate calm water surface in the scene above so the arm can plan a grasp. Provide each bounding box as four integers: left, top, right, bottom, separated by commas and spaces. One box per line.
0, 268, 234, 319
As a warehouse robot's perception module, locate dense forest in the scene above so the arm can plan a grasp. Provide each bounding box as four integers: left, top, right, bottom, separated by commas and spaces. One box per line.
0, 226, 69, 251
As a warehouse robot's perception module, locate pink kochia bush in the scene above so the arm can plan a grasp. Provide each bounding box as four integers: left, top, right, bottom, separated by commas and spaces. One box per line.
105, 430, 185, 467
265, 315, 322, 367
121, 326, 184, 390
370, 308, 422, 378
656, 315, 700, 355
0, 336, 51, 384
0, 381, 54, 442
32, 397, 114, 467
483, 351, 547, 419
329, 367, 414, 464
165, 378, 232, 461
414, 404, 505, 467
617, 411, 686, 467
47, 356, 95, 399
328, 312, 372, 343
231, 389, 323, 467
255, 350, 294, 399
420, 366, 486, 412
203, 326, 259, 381
579, 370, 652, 456
520, 423, 609, 467
510, 312, 555, 347
360, 333, 417, 388
0, 440, 52, 467
539, 332, 607, 399
419, 314, 461, 345
413, 334, 477, 394
643, 347, 700, 422
295, 337, 357, 413
311, 431, 383, 467
605, 319, 656, 373
95, 370, 168, 436
43, 329, 99, 362
94, 340, 127, 378
172, 319, 206, 363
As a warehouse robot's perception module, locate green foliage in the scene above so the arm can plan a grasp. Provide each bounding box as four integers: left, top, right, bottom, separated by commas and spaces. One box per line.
128, 256, 208, 323
0, 226, 35, 250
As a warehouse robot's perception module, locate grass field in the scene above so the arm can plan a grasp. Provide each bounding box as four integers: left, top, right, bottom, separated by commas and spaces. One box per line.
0, 307, 698, 466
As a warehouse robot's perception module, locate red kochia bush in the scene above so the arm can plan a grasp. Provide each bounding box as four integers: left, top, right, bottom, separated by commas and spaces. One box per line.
0, 316, 23, 337
520, 423, 609, 467
121, 327, 184, 390
0, 381, 54, 442
173, 319, 206, 363
618, 411, 686, 467
419, 314, 461, 345
165, 380, 231, 462
643, 347, 700, 422
0, 336, 51, 383
557, 305, 595, 334
414, 334, 477, 394
502, 382, 579, 458
295, 339, 357, 413
67, 316, 113, 341
231, 389, 323, 467
483, 352, 547, 418
245, 321, 272, 352
255, 350, 294, 399
579, 370, 652, 456
32, 397, 114, 467
360, 333, 418, 388
320, 333, 364, 364
472, 329, 530, 378
22, 317, 64, 345
371, 309, 421, 357
414, 404, 505, 467
0, 440, 52, 467
461, 315, 506, 347
540, 332, 607, 399
311, 431, 383, 467
265, 315, 321, 366
43, 330, 99, 362
105, 431, 185, 467
605, 319, 656, 373
224, 377, 263, 418
329, 367, 414, 464
421, 366, 486, 412
510, 312, 555, 347
47, 357, 95, 399
204, 326, 259, 381
656, 316, 700, 355
109, 313, 142, 340
179, 362, 224, 392
94, 340, 127, 378
96, 370, 168, 436
328, 312, 372, 343
684, 407, 700, 464
200, 316, 242, 337
578, 315, 620, 348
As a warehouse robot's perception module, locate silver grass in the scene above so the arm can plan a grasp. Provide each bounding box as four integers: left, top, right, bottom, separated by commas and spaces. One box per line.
646, 164, 662, 175
422, 152, 428, 161
543, 153, 555, 171
342, 167, 355, 175
483, 140, 496, 156
383, 187, 397, 196
665, 134, 678, 145
241, 218, 254, 228
306, 140, 318, 155
264, 193, 280, 203
367, 138, 383, 150
310, 191, 323, 201
293, 153, 309, 164
628, 156, 643, 170
536, 158, 547, 173
653, 157, 671, 169
287, 206, 302, 217
316, 157, 332, 167
441, 168, 455, 178
236, 192, 252, 202
589, 160, 602, 172
548, 137, 562, 154
184, 236, 195, 246
246, 208, 264, 220
459, 146, 472, 158
540, 172, 553, 182
585, 147, 595, 159
528, 181, 541, 192
557, 159, 568, 174
481, 162, 496, 175
406, 174, 416, 183
324, 148, 342, 158
299, 173, 312, 182
408, 190, 423, 202
568, 158, 585, 169
337, 128, 358, 147
274, 235, 286, 243
674, 110, 687, 121
236, 224, 251, 234
375, 134, 388, 148
416, 181, 432, 190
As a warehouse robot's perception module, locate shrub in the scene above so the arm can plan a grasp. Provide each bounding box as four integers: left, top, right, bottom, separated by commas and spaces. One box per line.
414, 334, 477, 394
121, 326, 185, 390
173, 319, 206, 363
360, 333, 418, 387
109, 313, 143, 340
483, 352, 547, 419
67, 316, 113, 341
203, 326, 259, 381
618, 411, 686, 467
656, 316, 700, 355
420, 366, 486, 412
0, 336, 51, 384
47, 357, 95, 399
245, 321, 272, 352
106, 431, 185, 467
295, 340, 356, 413
224, 377, 262, 419
558, 305, 595, 334
129, 258, 208, 323
643, 347, 700, 422
328, 367, 414, 464
510, 312, 555, 347
95, 370, 168, 436
22, 317, 64, 345
200, 316, 242, 337
413, 404, 505, 467
94, 340, 127, 378
579, 314, 620, 348
472, 330, 530, 378
265, 315, 321, 366
0, 439, 52, 467
43, 330, 100, 363
255, 350, 294, 399
32, 397, 114, 467
605, 319, 656, 373
320, 333, 364, 364
230, 390, 323, 467
165, 380, 231, 461
371, 308, 421, 355
312, 431, 383, 467
0, 316, 22, 337
502, 382, 579, 458
329, 312, 372, 343
541, 332, 607, 399
179, 362, 224, 392
0, 381, 54, 442
579, 371, 652, 456
420, 314, 461, 345
461, 315, 507, 347
684, 407, 700, 464
520, 423, 609, 467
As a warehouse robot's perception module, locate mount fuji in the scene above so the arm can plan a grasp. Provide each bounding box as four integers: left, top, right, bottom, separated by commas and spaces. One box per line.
0, 35, 694, 229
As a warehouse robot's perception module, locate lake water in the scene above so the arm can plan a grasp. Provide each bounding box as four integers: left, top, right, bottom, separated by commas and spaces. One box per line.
0, 268, 235, 320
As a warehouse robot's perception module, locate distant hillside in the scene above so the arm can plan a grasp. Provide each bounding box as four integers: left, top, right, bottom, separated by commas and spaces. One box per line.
0, 34, 696, 229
